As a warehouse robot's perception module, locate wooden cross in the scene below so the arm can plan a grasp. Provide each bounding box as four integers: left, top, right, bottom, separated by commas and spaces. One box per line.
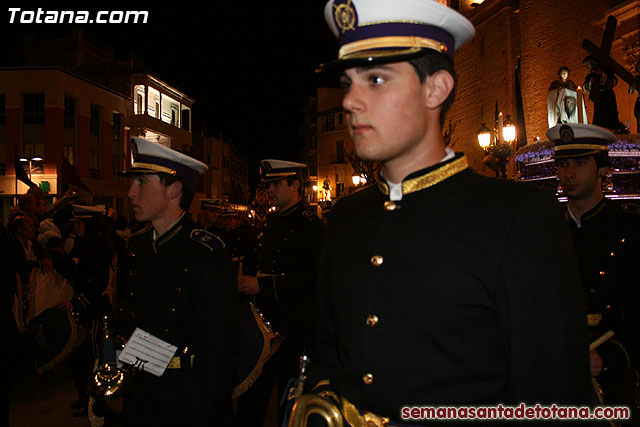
582, 15, 640, 90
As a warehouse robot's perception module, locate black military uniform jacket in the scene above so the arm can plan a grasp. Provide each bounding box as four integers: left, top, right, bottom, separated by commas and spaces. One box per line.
254, 201, 324, 346
120, 214, 238, 426
566, 198, 640, 404
308, 153, 591, 424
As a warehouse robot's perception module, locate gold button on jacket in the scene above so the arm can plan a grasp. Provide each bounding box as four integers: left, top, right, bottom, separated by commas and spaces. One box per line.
370, 255, 384, 266
366, 315, 379, 327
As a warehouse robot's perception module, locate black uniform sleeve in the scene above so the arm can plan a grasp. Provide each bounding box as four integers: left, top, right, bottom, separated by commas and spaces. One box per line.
614, 211, 640, 370
191, 248, 239, 423
500, 189, 591, 405
307, 208, 341, 391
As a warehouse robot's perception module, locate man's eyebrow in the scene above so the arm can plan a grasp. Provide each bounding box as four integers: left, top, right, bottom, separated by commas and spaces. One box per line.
339, 64, 393, 81
354, 64, 395, 73
341, 64, 395, 79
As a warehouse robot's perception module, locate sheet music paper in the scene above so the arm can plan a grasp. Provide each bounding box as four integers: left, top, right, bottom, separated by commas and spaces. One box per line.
118, 328, 177, 377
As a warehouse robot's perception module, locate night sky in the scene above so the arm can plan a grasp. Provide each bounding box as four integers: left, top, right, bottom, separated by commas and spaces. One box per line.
1, 4, 339, 172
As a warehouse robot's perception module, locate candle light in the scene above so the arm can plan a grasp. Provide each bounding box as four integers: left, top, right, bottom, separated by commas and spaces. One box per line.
577, 86, 584, 124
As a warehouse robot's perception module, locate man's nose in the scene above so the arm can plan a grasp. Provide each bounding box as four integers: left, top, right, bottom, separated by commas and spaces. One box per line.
342, 85, 364, 114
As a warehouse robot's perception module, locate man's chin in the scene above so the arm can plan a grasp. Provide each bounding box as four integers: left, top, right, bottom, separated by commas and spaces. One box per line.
132, 211, 148, 223
353, 148, 381, 163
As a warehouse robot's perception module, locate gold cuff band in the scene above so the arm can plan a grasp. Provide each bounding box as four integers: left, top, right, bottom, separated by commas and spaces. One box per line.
167, 354, 195, 369
587, 313, 602, 326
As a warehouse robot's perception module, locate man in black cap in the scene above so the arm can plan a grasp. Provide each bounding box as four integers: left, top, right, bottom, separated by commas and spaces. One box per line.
551, 123, 640, 413
301, 0, 591, 424
118, 137, 238, 425
235, 159, 324, 425
200, 198, 223, 235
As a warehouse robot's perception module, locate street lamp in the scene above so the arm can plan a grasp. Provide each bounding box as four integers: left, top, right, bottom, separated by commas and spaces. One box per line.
476, 123, 492, 150
502, 115, 516, 144
20, 156, 44, 179
477, 116, 513, 179
351, 174, 367, 186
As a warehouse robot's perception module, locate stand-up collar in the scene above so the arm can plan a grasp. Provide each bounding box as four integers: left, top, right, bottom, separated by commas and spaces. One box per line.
376, 153, 468, 197
153, 212, 187, 253
567, 198, 606, 228
279, 200, 304, 217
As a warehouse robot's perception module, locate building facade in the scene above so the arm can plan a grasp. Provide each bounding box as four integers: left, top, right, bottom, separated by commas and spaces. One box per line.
308, 0, 639, 186
0, 29, 246, 222
451, 0, 639, 176
0, 66, 132, 218
193, 133, 250, 218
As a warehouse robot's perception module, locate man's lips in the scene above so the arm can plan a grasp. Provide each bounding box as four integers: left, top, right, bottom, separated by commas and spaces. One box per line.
351, 123, 373, 134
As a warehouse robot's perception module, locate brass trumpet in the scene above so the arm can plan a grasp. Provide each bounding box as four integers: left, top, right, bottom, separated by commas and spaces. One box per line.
286, 356, 343, 427
88, 316, 132, 400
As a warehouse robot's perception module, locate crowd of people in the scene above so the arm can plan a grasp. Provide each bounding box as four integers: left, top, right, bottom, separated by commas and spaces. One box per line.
0, 187, 148, 422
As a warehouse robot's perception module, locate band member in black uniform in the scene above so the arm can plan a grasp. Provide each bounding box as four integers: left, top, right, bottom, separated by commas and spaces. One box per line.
235, 159, 324, 425
301, 1, 591, 425
200, 198, 223, 236
118, 137, 239, 426
551, 123, 640, 417
216, 208, 237, 252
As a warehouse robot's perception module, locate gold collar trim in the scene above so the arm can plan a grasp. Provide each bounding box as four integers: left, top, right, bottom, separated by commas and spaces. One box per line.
152, 213, 186, 252
377, 155, 468, 197
280, 200, 303, 217
582, 199, 606, 222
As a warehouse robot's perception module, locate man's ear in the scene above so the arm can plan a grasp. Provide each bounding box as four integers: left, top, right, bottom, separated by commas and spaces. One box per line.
167, 180, 183, 200
291, 179, 301, 193
424, 70, 455, 109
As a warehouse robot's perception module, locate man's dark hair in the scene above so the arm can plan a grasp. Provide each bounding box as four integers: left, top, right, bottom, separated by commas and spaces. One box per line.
555, 152, 610, 169
285, 173, 304, 197
158, 173, 195, 210
593, 151, 610, 169
408, 50, 457, 127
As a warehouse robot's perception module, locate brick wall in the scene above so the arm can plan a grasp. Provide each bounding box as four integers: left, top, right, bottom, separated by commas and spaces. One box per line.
451, 0, 637, 177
